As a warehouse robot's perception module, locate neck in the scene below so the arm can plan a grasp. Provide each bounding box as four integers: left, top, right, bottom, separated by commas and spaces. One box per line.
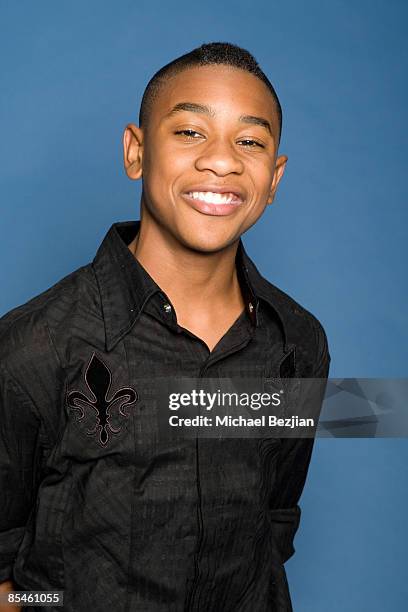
127, 212, 245, 320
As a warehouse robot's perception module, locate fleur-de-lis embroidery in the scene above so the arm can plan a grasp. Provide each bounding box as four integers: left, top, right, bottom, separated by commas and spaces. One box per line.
66, 353, 137, 447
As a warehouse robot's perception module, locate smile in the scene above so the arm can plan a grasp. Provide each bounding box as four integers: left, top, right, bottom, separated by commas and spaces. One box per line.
186, 191, 243, 205
181, 190, 244, 217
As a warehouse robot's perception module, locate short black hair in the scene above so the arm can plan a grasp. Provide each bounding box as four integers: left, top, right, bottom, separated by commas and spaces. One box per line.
138, 42, 282, 146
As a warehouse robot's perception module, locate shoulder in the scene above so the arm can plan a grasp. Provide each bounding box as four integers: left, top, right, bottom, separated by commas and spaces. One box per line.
0, 264, 99, 379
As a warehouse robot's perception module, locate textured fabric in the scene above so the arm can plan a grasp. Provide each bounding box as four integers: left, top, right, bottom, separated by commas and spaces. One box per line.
0, 221, 330, 611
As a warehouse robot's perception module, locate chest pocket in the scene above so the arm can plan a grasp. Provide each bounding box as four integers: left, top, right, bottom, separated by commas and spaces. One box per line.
263, 344, 298, 420
278, 344, 297, 378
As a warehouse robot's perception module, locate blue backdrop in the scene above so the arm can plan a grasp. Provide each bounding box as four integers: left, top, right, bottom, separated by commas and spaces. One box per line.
1, 1, 407, 609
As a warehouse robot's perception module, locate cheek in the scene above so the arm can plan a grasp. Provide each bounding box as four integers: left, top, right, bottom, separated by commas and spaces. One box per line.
145, 143, 190, 185
252, 158, 275, 185
250, 163, 275, 200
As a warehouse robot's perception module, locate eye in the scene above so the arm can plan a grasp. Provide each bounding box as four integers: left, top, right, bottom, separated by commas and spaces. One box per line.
237, 138, 265, 148
174, 129, 203, 140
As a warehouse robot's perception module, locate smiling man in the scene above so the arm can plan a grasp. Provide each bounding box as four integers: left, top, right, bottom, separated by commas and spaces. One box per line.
0, 43, 330, 611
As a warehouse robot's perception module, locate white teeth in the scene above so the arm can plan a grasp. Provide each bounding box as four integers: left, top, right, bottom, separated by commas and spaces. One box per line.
187, 191, 239, 205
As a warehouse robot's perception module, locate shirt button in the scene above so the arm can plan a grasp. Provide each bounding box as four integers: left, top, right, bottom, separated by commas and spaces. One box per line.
163, 303, 172, 313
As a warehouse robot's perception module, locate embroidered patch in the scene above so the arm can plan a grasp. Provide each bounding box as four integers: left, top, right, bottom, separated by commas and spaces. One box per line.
66, 352, 137, 447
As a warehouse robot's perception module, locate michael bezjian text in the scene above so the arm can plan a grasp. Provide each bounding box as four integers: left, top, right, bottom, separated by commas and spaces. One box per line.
168, 415, 316, 428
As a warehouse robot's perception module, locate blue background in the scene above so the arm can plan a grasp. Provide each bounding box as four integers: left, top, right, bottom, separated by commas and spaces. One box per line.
1, 1, 407, 609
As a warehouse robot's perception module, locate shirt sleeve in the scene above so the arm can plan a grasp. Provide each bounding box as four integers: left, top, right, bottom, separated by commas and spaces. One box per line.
268, 319, 331, 564
0, 365, 44, 583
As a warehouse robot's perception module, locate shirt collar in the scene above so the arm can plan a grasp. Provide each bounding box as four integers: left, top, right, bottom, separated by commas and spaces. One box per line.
93, 220, 291, 351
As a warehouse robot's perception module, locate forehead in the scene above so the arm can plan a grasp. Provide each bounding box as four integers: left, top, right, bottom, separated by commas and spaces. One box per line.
151, 64, 278, 129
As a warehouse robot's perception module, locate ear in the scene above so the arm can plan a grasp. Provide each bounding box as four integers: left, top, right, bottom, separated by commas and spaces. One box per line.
267, 154, 288, 205
123, 123, 143, 180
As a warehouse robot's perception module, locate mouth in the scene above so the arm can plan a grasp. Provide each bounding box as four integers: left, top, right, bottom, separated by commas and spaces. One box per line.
181, 189, 244, 217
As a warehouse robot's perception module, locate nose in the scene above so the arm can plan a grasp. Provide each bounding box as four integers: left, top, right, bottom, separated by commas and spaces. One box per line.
194, 136, 244, 176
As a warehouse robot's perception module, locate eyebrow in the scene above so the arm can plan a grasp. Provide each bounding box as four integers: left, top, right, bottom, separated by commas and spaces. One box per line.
165, 102, 272, 135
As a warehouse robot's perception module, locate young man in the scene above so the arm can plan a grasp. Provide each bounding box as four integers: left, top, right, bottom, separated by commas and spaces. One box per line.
0, 43, 330, 611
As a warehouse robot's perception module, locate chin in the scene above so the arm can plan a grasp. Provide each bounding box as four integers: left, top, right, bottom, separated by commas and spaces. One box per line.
176, 230, 239, 254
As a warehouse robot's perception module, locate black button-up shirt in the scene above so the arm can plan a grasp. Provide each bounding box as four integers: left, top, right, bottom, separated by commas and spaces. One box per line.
0, 221, 330, 611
